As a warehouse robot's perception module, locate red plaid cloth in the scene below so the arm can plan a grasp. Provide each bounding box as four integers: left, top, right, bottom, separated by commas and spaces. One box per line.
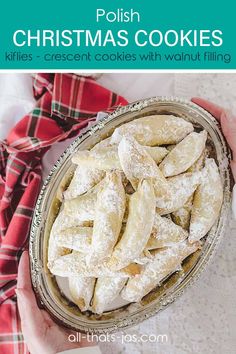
0, 73, 127, 354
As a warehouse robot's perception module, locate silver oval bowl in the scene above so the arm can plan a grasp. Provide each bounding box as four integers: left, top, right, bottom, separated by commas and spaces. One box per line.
29, 96, 232, 333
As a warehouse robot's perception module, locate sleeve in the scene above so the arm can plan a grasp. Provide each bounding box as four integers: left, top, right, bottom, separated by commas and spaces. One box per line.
57, 345, 102, 354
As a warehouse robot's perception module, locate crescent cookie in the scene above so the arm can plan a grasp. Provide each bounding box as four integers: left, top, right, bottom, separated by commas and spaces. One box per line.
189, 158, 223, 243
72, 146, 121, 171
50, 251, 142, 278
111, 115, 194, 146
159, 130, 207, 177
56, 226, 92, 253
63, 166, 105, 200
47, 211, 70, 269
92, 277, 127, 314
109, 179, 156, 270
118, 136, 170, 200
47, 208, 91, 269
121, 240, 200, 302
63, 180, 104, 222
145, 146, 169, 163
87, 171, 126, 266
156, 172, 201, 214
145, 213, 188, 249
64, 137, 112, 199
72, 145, 169, 172
171, 151, 206, 229
69, 277, 95, 312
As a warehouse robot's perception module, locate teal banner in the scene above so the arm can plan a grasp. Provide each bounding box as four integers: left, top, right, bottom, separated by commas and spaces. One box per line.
1, 0, 235, 69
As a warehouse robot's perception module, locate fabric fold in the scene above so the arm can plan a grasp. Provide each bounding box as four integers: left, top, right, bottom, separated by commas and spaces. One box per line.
0, 73, 127, 354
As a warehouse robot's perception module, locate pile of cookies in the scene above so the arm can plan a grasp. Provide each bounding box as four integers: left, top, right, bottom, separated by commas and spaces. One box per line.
47, 115, 223, 314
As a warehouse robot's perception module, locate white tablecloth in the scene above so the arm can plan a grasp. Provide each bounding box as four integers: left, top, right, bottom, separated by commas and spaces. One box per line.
0, 73, 235, 354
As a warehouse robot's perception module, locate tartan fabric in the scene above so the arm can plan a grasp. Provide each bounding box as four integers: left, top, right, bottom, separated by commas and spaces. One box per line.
0, 73, 127, 354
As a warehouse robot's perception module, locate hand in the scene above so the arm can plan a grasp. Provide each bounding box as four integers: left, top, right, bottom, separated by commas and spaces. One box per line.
16, 251, 95, 354
191, 97, 236, 182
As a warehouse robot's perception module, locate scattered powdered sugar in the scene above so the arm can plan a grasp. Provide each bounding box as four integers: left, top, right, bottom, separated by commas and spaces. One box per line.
64, 166, 104, 200
159, 130, 207, 177
88, 171, 126, 264
111, 115, 194, 146
69, 276, 95, 311
110, 179, 156, 269
121, 240, 200, 302
118, 136, 159, 181
146, 214, 188, 249
157, 171, 201, 213
92, 276, 127, 314
189, 158, 223, 242
98, 174, 125, 215
57, 227, 92, 252
65, 193, 97, 221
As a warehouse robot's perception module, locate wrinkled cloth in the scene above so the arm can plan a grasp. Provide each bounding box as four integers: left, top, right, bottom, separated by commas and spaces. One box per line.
0, 73, 127, 354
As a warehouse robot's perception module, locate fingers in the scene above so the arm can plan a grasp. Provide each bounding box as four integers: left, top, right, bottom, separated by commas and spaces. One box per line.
220, 111, 236, 160
192, 97, 236, 181
191, 97, 224, 121
17, 250, 32, 290
16, 251, 45, 336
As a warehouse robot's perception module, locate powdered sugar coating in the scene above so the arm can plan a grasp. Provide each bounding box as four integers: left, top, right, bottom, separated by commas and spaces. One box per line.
50, 251, 142, 278
63, 166, 104, 200
64, 137, 112, 199
56, 226, 92, 253
189, 158, 223, 243
171, 150, 206, 229
92, 276, 127, 314
111, 115, 194, 146
109, 179, 156, 270
63, 180, 104, 222
121, 240, 200, 303
69, 277, 95, 312
72, 146, 121, 171
87, 171, 126, 266
47, 208, 92, 268
159, 130, 207, 177
157, 172, 201, 214
118, 136, 170, 201
146, 213, 188, 249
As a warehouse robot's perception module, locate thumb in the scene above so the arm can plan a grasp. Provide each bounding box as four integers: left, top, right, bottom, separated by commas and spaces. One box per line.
16, 251, 45, 336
